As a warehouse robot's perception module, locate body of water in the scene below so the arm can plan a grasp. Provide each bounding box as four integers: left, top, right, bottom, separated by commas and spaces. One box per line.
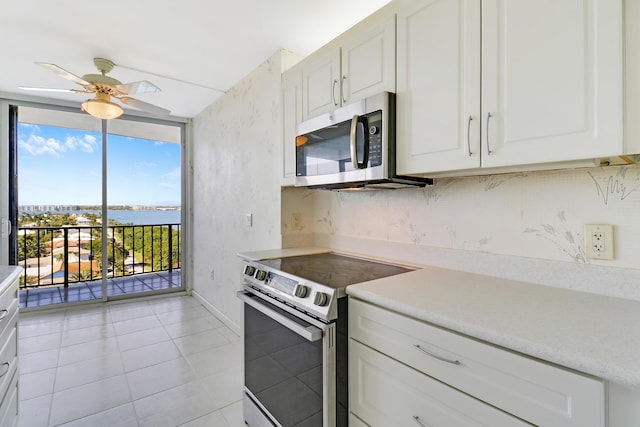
21, 209, 181, 225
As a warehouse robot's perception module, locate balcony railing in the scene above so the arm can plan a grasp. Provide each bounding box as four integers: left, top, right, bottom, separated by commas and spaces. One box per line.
18, 223, 181, 289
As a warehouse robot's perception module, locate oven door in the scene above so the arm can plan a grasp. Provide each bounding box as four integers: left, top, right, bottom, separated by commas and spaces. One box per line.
238, 290, 336, 427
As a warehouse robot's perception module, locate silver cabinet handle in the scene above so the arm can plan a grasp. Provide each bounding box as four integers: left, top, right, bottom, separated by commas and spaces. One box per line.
341, 75, 347, 103
412, 416, 427, 427
0, 362, 9, 379
467, 115, 473, 157
332, 79, 339, 106
414, 344, 461, 365
486, 112, 493, 155
0, 310, 9, 321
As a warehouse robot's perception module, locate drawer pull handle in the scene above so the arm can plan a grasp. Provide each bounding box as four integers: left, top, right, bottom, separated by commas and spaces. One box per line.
0, 310, 9, 321
467, 115, 473, 156
485, 112, 493, 155
414, 344, 461, 365
0, 362, 9, 378
412, 416, 427, 427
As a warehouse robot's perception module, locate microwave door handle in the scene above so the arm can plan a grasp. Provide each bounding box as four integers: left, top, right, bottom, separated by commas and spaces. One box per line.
350, 115, 369, 169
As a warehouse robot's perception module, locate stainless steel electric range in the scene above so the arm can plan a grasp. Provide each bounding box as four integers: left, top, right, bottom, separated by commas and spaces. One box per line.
237, 251, 415, 427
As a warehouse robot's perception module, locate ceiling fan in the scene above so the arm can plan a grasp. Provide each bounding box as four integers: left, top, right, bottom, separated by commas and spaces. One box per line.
20, 58, 170, 119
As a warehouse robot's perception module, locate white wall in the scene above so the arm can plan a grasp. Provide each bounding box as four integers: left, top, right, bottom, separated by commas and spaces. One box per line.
282, 164, 640, 300
191, 51, 284, 330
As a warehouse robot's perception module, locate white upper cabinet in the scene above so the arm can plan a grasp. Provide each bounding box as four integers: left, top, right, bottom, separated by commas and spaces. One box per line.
301, 9, 396, 120
281, 67, 302, 186
301, 49, 341, 120
340, 13, 396, 105
396, 0, 624, 176
481, 0, 623, 168
396, 0, 481, 174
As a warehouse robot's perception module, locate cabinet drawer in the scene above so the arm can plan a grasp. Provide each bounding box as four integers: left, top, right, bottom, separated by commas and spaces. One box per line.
0, 370, 18, 427
0, 279, 18, 338
0, 317, 17, 405
350, 340, 531, 427
349, 299, 605, 427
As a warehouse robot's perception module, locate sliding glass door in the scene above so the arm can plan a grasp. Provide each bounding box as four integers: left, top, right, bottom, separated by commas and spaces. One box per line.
10, 104, 184, 308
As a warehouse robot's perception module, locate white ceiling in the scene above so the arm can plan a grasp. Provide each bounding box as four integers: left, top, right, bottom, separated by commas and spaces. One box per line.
0, 0, 391, 119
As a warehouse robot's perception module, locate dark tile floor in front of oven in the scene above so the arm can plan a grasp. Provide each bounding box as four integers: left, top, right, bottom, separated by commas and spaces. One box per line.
18, 295, 245, 427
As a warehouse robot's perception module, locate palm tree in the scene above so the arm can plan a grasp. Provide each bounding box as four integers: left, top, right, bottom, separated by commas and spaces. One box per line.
71, 269, 92, 283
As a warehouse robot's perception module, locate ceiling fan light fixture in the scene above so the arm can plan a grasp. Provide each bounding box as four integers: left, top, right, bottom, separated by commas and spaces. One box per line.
81, 98, 123, 120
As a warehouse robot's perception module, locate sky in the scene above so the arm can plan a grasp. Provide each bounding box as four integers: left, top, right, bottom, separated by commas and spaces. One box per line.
18, 123, 181, 206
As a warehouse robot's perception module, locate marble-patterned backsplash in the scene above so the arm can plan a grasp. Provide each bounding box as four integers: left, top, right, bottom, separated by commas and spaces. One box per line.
282, 164, 640, 300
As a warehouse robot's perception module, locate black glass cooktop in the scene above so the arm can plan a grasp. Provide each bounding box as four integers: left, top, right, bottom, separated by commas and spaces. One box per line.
258, 252, 413, 290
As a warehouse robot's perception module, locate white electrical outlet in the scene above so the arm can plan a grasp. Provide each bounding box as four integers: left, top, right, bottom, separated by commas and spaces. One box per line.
585, 224, 614, 260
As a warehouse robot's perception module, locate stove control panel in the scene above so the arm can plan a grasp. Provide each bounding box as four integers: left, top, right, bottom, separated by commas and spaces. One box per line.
242, 260, 338, 321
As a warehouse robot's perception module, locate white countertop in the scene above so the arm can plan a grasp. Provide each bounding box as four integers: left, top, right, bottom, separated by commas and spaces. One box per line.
0, 266, 22, 292
347, 265, 640, 388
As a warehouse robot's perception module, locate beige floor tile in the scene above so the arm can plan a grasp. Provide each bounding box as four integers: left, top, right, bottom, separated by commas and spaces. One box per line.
18, 318, 65, 339
157, 305, 214, 326
18, 332, 61, 355
60, 323, 116, 347
126, 357, 198, 400
163, 315, 220, 339
109, 304, 155, 322
57, 403, 138, 427
58, 336, 120, 366
112, 314, 162, 336
116, 325, 170, 352
63, 310, 112, 331
19, 367, 56, 401
199, 365, 243, 409
185, 342, 242, 378
221, 400, 245, 427
121, 340, 181, 372
20, 348, 59, 375
173, 327, 230, 356
54, 354, 124, 392
134, 380, 219, 427
179, 410, 230, 427
17, 394, 51, 427
49, 375, 131, 426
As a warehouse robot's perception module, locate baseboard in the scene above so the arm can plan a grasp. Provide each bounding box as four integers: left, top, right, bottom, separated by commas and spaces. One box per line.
192, 290, 241, 336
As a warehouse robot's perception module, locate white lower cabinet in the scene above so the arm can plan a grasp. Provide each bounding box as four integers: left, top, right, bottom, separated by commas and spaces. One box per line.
349, 298, 605, 427
0, 274, 19, 427
350, 340, 530, 426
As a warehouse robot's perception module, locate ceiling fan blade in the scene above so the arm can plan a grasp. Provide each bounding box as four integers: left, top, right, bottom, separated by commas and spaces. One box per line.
119, 96, 170, 116
35, 62, 92, 87
19, 87, 90, 93
115, 80, 161, 95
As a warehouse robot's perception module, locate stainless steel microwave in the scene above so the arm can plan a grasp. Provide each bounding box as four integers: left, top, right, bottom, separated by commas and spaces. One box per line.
295, 92, 432, 190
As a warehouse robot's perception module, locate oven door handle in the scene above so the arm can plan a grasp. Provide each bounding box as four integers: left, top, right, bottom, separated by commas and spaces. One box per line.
237, 291, 323, 342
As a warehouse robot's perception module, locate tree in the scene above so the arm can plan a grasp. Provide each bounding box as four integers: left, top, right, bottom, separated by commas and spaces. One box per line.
17, 232, 51, 261
90, 237, 128, 275
71, 269, 92, 282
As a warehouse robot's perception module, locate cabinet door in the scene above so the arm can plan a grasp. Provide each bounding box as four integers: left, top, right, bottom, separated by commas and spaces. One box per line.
396, 0, 481, 175
281, 69, 302, 186
301, 49, 341, 120
481, 0, 623, 167
341, 14, 396, 104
